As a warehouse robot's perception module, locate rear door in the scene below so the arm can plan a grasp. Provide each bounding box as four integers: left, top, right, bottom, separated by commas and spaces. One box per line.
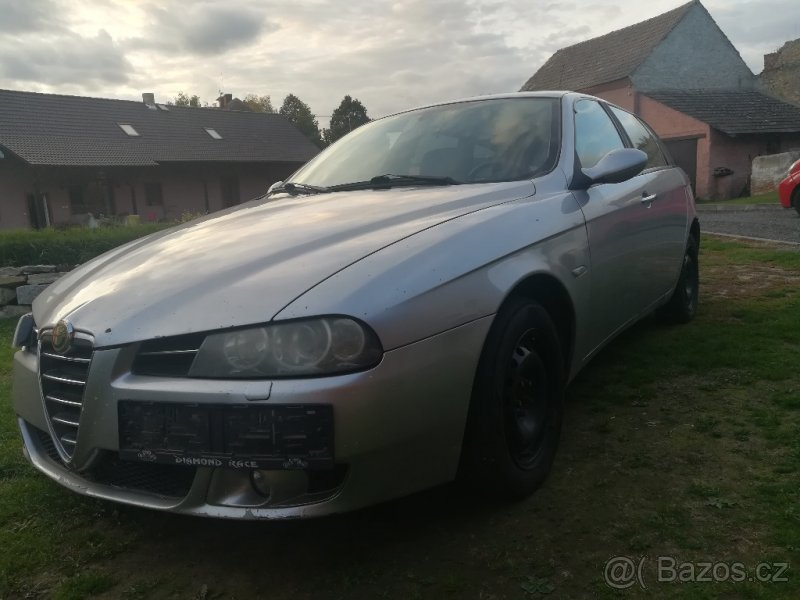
607, 106, 688, 304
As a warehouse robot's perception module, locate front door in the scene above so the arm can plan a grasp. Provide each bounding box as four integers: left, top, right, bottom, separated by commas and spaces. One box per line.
26, 193, 50, 229
221, 175, 240, 207
572, 99, 685, 352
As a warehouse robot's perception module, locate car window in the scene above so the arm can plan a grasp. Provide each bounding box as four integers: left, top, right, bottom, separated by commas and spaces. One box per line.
289, 97, 561, 186
574, 100, 625, 169
609, 106, 667, 169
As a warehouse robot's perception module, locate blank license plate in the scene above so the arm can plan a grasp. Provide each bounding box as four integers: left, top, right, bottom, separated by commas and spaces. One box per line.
118, 401, 334, 470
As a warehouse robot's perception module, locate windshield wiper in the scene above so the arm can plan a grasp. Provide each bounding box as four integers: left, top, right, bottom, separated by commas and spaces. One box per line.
267, 182, 330, 196
371, 174, 461, 186
329, 173, 461, 191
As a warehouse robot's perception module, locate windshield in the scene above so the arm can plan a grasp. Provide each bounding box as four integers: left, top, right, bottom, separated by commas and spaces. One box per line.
288, 97, 561, 188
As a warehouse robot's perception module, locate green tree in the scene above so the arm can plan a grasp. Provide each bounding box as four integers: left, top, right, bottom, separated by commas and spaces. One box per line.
279, 93, 323, 148
169, 91, 201, 107
243, 94, 275, 113
323, 95, 370, 146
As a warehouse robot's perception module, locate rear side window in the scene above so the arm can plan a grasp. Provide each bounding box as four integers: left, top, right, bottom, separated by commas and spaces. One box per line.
609, 106, 667, 169
574, 100, 625, 169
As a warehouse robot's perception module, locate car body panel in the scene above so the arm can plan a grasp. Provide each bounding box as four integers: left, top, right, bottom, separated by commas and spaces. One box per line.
276, 170, 590, 360
15, 316, 493, 518
32, 181, 534, 347
11, 91, 698, 518
778, 167, 799, 209
575, 167, 689, 351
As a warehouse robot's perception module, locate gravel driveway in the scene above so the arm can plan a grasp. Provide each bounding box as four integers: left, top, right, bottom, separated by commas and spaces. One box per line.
699, 207, 800, 244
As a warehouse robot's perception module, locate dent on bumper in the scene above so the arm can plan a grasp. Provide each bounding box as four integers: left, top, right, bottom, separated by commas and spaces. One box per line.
13, 316, 493, 519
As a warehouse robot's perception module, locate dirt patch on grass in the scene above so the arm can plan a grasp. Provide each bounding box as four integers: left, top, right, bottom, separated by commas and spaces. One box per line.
704, 263, 800, 299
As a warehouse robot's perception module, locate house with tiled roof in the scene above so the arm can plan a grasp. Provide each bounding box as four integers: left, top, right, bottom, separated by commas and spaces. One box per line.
0, 90, 319, 229
521, 1, 800, 199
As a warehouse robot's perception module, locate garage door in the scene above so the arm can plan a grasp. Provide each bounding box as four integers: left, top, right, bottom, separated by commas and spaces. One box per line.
663, 138, 698, 194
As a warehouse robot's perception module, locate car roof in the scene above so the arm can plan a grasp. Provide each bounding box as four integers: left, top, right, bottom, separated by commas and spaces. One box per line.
380, 91, 576, 121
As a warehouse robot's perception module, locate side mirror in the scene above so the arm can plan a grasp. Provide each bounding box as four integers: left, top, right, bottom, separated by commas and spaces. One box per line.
572, 148, 648, 189
267, 180, 284, 194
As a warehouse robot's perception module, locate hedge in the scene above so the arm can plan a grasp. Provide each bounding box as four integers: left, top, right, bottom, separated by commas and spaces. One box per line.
0, 224, 173, 267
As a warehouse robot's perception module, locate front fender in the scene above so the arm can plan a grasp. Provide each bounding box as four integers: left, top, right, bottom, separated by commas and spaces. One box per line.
275, 191, 591, 358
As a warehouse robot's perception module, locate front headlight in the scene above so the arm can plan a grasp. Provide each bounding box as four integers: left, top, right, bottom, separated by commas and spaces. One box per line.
188, 316, 383, 378
12, 313, 36, 350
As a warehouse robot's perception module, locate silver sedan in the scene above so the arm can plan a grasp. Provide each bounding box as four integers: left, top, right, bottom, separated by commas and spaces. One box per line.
11, 92, 699, 518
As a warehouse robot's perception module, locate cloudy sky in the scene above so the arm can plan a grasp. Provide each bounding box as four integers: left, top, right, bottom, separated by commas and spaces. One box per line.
1, 0, 798, 125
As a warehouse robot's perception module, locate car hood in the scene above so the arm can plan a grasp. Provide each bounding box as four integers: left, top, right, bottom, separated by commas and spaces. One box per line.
33, 181, 534, 347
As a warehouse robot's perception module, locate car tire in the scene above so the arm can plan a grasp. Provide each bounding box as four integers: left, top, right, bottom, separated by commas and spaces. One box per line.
459, 297, 564, 500
658, 234, 699, 324
792, 188, 800, 217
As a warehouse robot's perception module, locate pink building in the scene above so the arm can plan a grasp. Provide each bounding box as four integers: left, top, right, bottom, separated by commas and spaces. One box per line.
0, 90, 320, 229
520, 1, 800, 199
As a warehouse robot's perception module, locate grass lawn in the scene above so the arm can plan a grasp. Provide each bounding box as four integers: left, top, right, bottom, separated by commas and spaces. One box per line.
1, 236, 799, 599
698, 190, 780, 205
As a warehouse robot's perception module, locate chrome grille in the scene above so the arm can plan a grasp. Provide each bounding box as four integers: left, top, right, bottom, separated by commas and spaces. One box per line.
38, 330, 93, 462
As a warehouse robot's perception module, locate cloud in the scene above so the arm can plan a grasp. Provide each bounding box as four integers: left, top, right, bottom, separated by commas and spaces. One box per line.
0, 0, 60, 33
0, 29, 133, 87
0, 0, 797, 122
706, 0, 800, 70
225, 0, 547, 118
128, 2, 277, 55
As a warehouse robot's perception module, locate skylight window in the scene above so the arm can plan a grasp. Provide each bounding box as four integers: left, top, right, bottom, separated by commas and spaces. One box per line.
205, 128, 223, 140
119, 123, 140, 137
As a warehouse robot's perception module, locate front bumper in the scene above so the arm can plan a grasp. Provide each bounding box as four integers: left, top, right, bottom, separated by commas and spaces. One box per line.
13, 316, 492, 519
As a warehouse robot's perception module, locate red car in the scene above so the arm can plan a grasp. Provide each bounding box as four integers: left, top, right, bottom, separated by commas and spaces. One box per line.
778, 159, 800, 215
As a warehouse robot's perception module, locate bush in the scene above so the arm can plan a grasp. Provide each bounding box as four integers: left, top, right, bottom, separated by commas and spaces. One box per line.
0, 224, 173, 267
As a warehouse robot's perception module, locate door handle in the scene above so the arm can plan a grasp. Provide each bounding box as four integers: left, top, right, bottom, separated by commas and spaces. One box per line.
641, 192, 657, 204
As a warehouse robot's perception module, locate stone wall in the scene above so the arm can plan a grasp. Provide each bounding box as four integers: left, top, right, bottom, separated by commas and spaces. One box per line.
760, 39, 800, 106
0, 265, 72, 319
751, 151, 800, 196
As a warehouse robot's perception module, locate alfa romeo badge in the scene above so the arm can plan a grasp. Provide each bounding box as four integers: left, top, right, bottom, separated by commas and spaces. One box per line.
51, 320, 74, 355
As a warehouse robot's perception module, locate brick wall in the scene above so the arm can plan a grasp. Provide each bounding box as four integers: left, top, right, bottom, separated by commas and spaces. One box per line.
582, 79, 636, 111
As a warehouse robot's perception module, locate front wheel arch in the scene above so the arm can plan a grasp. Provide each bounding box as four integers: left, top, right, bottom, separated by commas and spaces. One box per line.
458, 296, 565, 498
501, 273, 575, 383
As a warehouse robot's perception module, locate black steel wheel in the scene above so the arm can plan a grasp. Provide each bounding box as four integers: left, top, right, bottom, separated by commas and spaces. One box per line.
460, 297, 564, 499
504, 328, 551, 469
